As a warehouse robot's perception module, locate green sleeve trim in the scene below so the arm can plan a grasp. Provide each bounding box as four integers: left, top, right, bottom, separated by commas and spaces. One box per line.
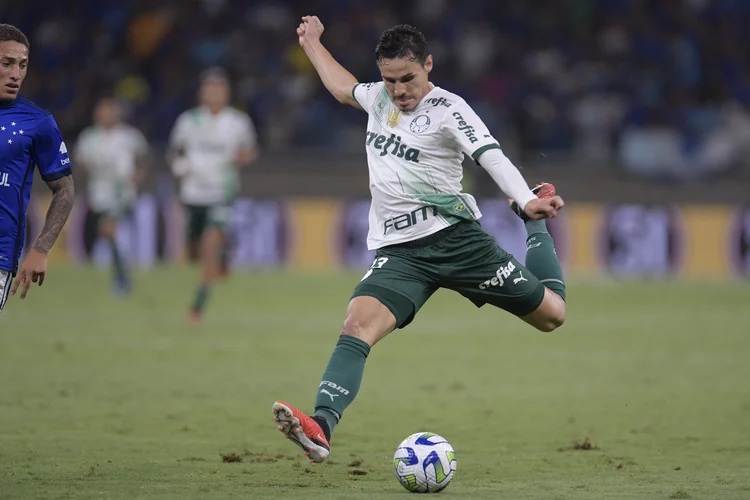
471, 143, 502, 163
351, 83, 361, 106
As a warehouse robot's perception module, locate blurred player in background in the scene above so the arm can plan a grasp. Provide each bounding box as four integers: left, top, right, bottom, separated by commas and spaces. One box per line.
74, 97, 149, 296
272, 18, 567, 463
0, 24, 75, 312
168, 67, 258, 324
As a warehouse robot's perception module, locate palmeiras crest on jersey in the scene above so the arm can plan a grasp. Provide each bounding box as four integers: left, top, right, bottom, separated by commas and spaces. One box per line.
410, 115, 431, 134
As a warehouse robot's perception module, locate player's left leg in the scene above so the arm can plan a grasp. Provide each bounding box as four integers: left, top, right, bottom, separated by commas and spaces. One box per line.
98, 212, 130, 296
0, 269, 13, 313
509, 183, 566, 331
217, 230, 232, 279
439, 219, 563, 332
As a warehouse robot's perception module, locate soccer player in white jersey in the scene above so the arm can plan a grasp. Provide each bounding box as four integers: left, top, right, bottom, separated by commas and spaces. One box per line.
168, 67, 258, 324
74, 97, 149, 295
272, 19, 568, 463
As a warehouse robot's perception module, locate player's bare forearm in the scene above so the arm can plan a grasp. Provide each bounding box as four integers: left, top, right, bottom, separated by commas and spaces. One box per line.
234, 147, 258, 168
298, 17, 359, 108
33, 175, 75, 254
302, 40, 358, 106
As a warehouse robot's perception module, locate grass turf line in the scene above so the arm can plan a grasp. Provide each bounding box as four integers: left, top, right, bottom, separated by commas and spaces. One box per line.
0, 268, 749, 499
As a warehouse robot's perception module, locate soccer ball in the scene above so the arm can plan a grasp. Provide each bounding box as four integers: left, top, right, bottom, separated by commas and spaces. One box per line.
393, 432, 457, 493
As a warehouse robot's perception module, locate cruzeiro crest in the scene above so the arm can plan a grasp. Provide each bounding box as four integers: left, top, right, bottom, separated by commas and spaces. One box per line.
410, 115, 431, 134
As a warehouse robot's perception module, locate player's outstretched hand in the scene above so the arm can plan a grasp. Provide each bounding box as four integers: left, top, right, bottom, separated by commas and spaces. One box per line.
10, 248, 47, 300
524, 196, 565, 220
298, 16, 324, 46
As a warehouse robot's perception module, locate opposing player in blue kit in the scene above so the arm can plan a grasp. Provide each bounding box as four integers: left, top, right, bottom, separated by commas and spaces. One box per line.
0, 24, 75, 312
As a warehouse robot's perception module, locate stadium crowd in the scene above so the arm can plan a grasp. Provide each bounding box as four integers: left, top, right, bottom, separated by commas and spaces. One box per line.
5, 0, 750, 179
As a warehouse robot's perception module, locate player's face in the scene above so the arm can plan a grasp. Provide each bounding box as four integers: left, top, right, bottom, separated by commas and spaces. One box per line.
94, 98, 120, 128
200, 78, 230, 112
379, 54, 433, 112
0, 41, 28, 101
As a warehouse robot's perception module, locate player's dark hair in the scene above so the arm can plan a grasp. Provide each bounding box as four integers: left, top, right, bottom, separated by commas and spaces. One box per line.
375, 24, 428, 66
200, 66, 229, 85
0, 24, 30, 50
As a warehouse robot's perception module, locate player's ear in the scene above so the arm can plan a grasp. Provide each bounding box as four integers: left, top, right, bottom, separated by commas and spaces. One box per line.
424, 55, 433, 74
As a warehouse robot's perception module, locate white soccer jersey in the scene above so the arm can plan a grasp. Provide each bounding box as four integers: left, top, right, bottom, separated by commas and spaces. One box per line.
352, 82, 501, 250
74, 124, 148, 213
169, 106, 257, 206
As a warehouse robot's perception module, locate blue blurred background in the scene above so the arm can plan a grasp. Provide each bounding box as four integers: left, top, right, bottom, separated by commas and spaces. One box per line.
7, 0, 750, 178
3, 0, 749, 276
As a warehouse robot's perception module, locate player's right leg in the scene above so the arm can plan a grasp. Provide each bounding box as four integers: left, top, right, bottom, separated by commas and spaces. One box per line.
0, 270, 13, 313
510, 183, 566, 331
273, 295, 396, 463
274, 248, 438, 462
188, 204, 231, 324
183, 205, 209, 323
184, 204, 205, 264
188, 226, 223, 324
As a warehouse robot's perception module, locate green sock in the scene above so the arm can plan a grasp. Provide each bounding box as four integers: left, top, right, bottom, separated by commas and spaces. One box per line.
313, 335, 371, 438
110, 240, 129, 286
220, 243, 230, 269
524, 220, 566, 301
191, 284, 210, 313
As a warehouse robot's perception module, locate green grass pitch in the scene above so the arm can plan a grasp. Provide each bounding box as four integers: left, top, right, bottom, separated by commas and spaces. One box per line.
1, 267, 749, 499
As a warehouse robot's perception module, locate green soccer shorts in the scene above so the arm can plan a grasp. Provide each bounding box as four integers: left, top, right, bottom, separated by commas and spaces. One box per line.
184, 203, 232, 243
352, 220, 545, 328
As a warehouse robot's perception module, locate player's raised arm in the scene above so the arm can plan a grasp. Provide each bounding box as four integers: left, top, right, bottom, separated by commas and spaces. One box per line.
297, 16, 360, 109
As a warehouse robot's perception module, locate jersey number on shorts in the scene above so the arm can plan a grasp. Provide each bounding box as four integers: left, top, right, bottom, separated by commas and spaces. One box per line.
360, 257, 389, 281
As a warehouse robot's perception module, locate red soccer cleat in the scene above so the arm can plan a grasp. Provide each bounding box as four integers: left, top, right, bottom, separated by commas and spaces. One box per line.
272, 400, 330, 463
509, 182, 557, 222
187, 310, 202, 326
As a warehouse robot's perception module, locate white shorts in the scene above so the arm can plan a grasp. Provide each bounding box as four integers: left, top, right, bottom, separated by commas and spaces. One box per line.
0, 270, 12, 313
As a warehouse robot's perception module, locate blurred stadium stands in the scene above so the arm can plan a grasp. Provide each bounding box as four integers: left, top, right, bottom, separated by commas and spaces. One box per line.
4, 0, 750, 276
5, 0, 750, 194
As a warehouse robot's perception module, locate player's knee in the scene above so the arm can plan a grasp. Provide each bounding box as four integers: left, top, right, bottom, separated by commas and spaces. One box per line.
538, 308, 566, 332
341, 296, 397, 346
340, 313, 392, 346
341, 318, 381, 346
340, 317, 364, 339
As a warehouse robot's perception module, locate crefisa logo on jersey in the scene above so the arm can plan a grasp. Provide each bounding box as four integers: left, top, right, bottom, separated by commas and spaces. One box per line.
365, 132, 421, 162
409, 115, 431, 134
424, 97, 451, 107
452, 112, 478, 143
